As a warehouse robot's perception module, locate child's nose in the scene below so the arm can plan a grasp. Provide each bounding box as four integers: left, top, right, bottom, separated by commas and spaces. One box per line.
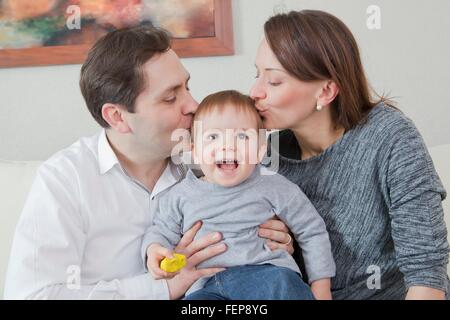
222, 138, 236, 150
221, 145, 235, 152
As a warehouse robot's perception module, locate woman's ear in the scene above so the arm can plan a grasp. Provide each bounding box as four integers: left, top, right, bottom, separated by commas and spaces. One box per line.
101, 103, 132, 134
317, 80, 339, 107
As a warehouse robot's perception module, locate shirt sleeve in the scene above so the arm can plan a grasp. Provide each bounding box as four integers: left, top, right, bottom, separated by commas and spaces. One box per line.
276, 186, 336, 283
3, 164, 169, 300
384, 120, 449, 292
141, 193, 183, 268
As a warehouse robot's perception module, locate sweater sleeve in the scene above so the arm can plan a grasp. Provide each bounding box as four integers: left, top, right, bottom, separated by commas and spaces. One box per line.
384, 119, 449, 292
141, 194, 183, 266
276, 185, 336, 283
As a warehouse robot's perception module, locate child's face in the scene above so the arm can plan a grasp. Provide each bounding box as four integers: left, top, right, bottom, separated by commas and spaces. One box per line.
192, 106, 266, 187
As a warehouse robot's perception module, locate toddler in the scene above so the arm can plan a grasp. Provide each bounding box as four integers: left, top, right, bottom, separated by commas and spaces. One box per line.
142, 90, 335, 300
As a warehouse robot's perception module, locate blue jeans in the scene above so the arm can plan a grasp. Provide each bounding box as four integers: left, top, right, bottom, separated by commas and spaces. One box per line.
184, 264, 315, 300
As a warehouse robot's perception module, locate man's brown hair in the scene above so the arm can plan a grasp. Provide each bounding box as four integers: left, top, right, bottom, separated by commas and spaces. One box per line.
80, 25, 171, 128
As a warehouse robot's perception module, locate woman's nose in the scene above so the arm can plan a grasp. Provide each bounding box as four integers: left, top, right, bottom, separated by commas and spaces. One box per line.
250, 81, 266, 101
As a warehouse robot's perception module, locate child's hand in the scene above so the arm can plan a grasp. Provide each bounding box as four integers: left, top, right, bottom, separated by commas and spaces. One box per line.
147, 244, 179, 280
311, 278, 333, 300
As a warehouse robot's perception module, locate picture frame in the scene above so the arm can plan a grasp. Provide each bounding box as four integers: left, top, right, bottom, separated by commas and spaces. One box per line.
0, 0, 234, 68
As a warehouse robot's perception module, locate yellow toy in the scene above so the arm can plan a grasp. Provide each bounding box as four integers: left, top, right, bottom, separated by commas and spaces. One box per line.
160, 253, 186, 273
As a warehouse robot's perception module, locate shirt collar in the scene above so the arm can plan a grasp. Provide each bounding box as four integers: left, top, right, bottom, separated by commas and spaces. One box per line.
150, 160, 186, 199
97, 129, 187, 196
98, 129, 120, 175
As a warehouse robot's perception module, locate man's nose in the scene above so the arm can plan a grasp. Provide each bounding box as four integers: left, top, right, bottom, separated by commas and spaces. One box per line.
183, 92, 199, 115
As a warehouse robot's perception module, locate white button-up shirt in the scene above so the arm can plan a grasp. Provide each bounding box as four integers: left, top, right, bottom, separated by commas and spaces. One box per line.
4, 130, 186, 299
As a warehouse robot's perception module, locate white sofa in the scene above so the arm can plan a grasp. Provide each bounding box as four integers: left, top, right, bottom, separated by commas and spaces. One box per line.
1, 145, 449, 298
0, 160, 41, 298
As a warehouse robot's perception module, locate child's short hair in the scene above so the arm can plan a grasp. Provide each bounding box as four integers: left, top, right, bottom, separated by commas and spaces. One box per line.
193, 90, 263, 138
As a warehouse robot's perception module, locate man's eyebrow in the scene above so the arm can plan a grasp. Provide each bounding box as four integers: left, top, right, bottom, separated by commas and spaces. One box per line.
160, 73, 191, 96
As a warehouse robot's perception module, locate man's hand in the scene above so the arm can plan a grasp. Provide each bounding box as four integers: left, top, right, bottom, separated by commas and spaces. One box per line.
146, 244, 179, 280
258, 216, 294, 255
161, 221, 227, 300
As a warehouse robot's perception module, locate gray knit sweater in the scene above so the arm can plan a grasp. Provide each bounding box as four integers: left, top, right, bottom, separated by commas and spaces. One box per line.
266, 103, 449, 299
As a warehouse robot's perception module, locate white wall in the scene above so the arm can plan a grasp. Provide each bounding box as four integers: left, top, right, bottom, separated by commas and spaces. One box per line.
0, 0, 449, 161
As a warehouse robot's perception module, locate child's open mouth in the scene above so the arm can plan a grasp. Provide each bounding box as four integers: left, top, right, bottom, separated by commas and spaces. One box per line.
216, 160, 239, 170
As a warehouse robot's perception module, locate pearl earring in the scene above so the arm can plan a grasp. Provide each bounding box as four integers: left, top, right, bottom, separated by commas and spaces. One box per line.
316, 105, 323, 111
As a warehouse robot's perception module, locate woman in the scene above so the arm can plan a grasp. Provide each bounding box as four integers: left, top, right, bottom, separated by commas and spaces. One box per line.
250, 10, 449, 299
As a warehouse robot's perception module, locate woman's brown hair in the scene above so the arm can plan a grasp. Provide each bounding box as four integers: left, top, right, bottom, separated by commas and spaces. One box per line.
264, 10, 393, 131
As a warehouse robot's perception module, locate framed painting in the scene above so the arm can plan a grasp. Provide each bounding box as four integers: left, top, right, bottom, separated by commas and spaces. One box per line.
0, 0, 234, 68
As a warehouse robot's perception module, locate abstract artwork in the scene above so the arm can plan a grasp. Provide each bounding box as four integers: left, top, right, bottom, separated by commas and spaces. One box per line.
0, 0, 233, 68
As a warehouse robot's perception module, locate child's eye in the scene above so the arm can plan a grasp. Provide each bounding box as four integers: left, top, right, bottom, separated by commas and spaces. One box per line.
237, 133, 249, 140
268, 82, 281, 87
207, 133, 218, 140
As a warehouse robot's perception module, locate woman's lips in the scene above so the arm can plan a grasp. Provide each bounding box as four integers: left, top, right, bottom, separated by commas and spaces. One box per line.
256, 105, 270, 115
258, 110, 269, 118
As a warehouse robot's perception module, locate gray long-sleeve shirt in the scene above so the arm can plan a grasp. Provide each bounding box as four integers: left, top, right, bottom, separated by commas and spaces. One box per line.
142, 165, 336, 292
266, 103, 449, 299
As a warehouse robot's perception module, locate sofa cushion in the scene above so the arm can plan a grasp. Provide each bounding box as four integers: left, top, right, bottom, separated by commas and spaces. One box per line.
0, 160, 41, 298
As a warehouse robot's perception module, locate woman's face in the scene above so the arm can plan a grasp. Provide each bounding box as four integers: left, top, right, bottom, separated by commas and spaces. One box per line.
250, 38, 323, 130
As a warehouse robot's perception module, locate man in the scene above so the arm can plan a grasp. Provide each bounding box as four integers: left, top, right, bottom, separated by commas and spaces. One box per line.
4, 26, 293, 299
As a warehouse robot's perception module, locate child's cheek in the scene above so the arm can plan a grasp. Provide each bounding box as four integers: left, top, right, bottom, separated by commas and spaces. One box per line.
202, 143, 217, 165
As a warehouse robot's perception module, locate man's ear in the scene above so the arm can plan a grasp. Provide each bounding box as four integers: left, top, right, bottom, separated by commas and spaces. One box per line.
258, 142, 268, 163
101, 103, 132, 134
317, 80, 339, 107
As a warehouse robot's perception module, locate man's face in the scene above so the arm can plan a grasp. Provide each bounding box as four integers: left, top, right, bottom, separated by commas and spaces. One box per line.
123, 49, 197, 158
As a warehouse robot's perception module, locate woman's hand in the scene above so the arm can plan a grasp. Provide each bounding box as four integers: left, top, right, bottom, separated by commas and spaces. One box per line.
258, 216, 294, 255
164, 221, 227, 300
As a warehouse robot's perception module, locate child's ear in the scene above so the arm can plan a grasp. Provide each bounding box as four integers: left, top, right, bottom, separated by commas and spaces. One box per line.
258, 142, 268, 163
